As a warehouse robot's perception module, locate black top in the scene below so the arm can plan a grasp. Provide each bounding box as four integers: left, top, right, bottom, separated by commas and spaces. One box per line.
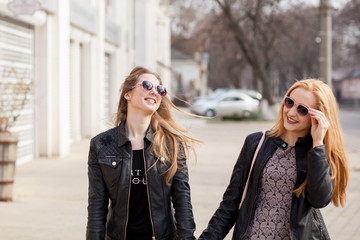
126, 149, 153, 240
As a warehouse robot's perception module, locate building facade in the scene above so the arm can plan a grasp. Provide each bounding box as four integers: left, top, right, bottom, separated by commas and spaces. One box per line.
171, 48, 209, 102
1, 0, 171, 164
134, 0, 171, 90
333, 66, 360, 105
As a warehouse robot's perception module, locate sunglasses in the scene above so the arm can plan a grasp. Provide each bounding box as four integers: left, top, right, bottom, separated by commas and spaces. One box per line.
133, 80, 167, 97
284, 96, 309, 116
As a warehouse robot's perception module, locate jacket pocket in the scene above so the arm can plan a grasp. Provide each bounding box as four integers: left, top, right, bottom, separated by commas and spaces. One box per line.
98, 156, 123, 191
99, 156, 122, 168
312, 208, 331, 240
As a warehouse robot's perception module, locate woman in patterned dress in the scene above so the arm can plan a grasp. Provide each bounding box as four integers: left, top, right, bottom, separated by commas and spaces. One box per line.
199, 79, 348, 240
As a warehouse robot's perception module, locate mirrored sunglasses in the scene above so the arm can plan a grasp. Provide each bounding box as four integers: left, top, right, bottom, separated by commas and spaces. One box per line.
284, 96, 309, 116
133, 80, 167, 97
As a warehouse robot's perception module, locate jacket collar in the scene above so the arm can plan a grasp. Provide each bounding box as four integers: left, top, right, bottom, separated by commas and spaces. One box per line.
144, 124, 155, 142
296, 133, 313, 149
272, 132, 313, 150
117, 121, 155, 147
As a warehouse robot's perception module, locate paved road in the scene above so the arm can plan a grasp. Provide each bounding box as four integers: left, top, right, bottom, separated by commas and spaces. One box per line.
0, 108, 359, 239
338, 108, 360, 170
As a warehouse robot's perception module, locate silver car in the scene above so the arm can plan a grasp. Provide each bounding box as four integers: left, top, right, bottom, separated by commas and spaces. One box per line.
190, 89, 260, 118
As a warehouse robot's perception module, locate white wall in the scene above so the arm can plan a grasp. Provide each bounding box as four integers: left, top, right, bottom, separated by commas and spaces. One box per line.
134, 0, 147, 67
156, 3, 171, 94
342, 78, 360, 99
34, 0, 71, 157
1, 0, 171, 160
134, 0, 171, 92
172, 61, 198, 93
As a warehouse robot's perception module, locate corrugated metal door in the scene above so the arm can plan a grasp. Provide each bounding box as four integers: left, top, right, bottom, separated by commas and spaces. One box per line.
0, 18, 34, 164
103, 53, 111, 124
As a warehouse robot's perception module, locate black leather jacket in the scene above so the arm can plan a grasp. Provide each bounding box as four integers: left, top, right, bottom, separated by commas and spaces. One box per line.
86, 122, 196, 240
199, 131, 333, 240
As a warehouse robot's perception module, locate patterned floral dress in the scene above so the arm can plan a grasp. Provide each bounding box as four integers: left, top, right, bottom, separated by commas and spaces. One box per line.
243, 146, 297, 240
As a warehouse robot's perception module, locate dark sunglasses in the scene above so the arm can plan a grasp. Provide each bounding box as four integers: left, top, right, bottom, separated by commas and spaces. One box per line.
284, 96, 309, 116
133, 80, 167, 97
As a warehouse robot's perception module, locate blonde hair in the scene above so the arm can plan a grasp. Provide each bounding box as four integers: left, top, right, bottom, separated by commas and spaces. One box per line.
268, 79, 348, 207
116, 66, 199, 184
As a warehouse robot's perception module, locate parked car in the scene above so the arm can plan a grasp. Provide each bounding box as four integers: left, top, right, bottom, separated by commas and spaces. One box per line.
192, 88, 262, 103
190, 90, 260, 118
236, 89, 262, 101
190, 88, 228, 105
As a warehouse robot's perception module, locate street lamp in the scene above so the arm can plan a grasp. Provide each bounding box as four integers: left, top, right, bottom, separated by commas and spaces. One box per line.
319, 0, 332, 89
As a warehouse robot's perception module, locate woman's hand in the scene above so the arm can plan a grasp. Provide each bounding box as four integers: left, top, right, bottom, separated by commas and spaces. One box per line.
308, 108, 330, 148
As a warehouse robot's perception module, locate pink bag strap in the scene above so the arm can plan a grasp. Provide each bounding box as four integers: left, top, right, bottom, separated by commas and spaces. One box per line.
239, 131, 266, 210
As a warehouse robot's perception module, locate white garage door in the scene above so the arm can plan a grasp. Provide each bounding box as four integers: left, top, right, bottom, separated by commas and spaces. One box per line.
103, 53, 111, 123
0, 18, 34, 165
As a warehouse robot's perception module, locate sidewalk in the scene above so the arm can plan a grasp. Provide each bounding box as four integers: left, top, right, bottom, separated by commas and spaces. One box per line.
1, 115, 360, 239
0, 140, 89, 240
187, 119, 360, 240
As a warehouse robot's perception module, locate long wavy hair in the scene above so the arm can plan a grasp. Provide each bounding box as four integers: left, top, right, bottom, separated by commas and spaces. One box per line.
115, 66, 199, 184
268, 79, 348, 207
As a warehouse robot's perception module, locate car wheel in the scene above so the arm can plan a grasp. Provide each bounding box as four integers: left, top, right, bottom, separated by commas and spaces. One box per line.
205, 109, 215, 117
243, 111, 251, 118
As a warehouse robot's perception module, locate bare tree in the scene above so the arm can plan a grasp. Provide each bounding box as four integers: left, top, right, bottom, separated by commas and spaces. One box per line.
271, 4, 320, 91
333, 0, 360, 68
171, 0, 344, 105
0, 67, 32, 132
211, 0, 284, 105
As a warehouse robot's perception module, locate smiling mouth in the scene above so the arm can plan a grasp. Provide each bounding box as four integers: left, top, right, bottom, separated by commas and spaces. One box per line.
145, 98, 156, 104
287, 116, 298, 124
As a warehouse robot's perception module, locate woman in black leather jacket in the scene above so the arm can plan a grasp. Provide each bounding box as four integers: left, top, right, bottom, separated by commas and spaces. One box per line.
86, 66, 199, 240
199, 79, 348, 240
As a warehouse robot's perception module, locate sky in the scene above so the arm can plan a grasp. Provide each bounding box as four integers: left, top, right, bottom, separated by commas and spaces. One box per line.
303, 0, 350, 9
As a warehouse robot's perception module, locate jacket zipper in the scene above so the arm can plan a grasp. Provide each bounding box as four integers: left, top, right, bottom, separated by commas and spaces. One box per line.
124, 148, 133, 240
289, 146, 302, 240
289, 195, 295, 240
143, 150, 156, 240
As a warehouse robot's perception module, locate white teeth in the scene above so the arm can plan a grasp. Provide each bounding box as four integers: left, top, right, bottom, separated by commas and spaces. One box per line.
287, 116, 297, 123
146, 98, 156, 104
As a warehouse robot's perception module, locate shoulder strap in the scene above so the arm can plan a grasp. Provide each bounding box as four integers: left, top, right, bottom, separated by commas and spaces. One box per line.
238, 130, 266, 210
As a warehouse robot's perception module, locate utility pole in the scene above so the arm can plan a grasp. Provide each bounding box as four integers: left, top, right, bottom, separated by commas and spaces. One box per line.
319, 0, 332, 88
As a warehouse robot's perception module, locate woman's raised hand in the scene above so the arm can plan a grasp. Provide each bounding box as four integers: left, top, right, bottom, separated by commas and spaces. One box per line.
308, 108, 330, 148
